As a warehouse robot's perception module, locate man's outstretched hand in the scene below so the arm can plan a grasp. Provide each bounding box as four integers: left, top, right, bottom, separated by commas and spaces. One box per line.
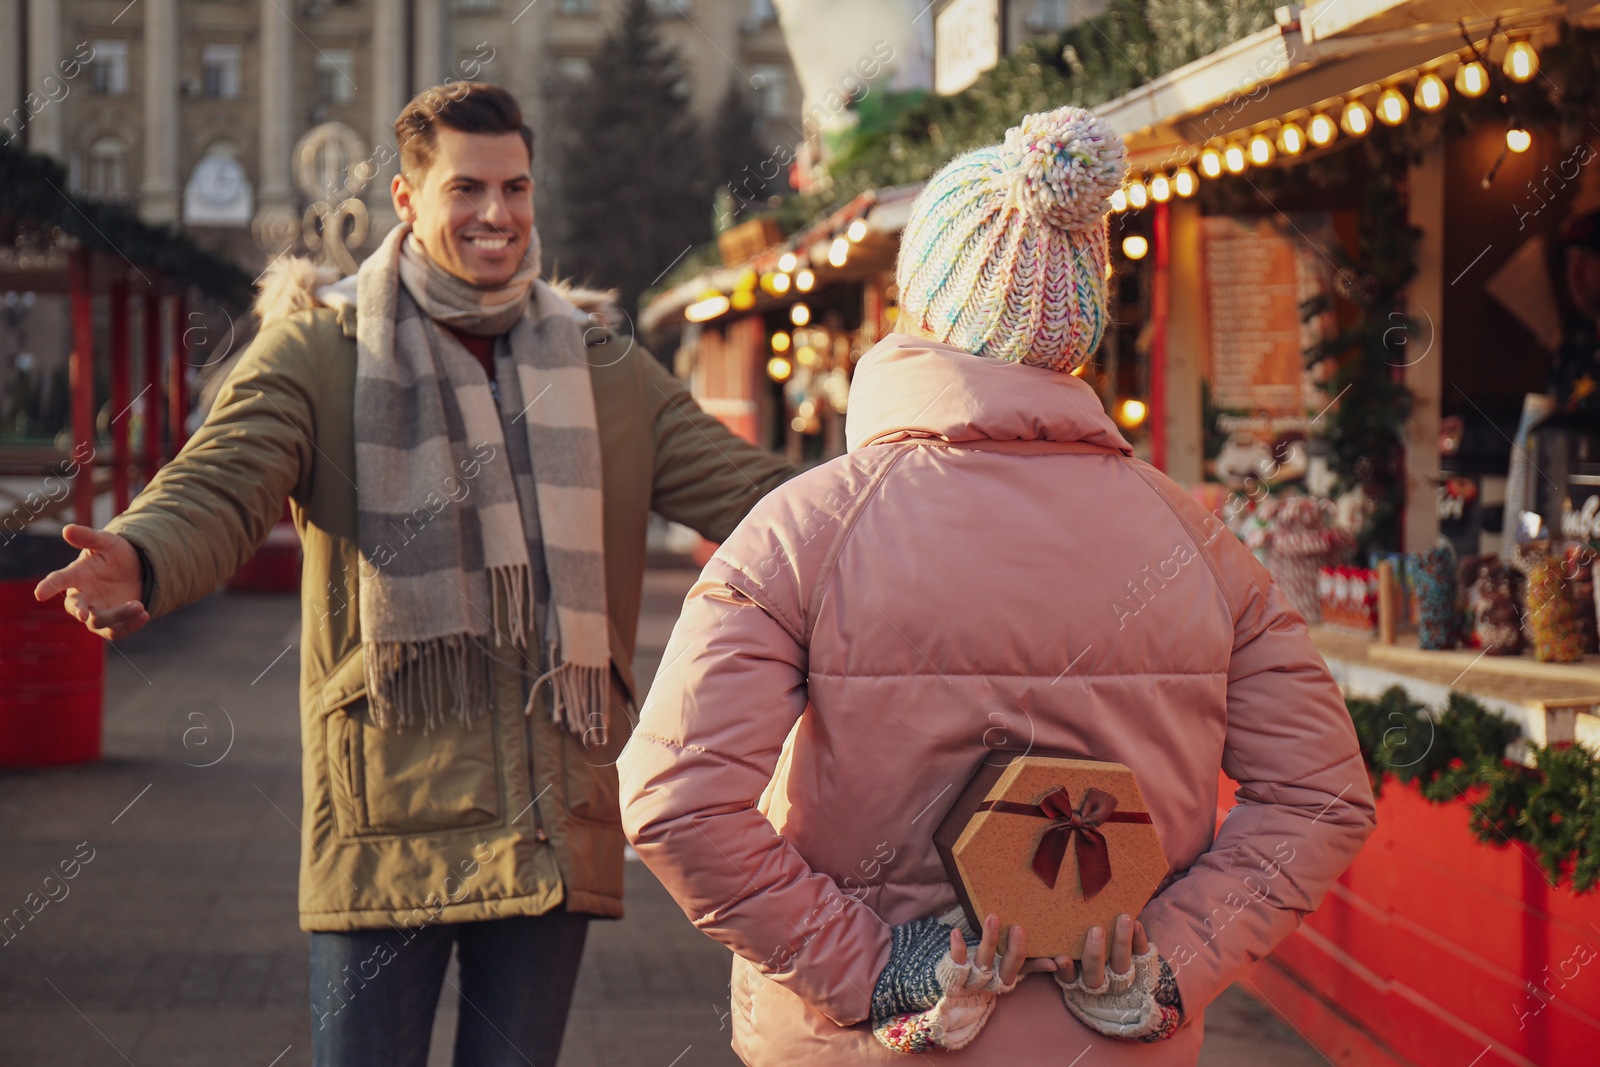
33, 524, 149, 640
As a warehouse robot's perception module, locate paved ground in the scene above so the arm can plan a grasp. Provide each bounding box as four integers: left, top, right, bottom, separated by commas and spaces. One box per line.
0, 565, 1329, 1067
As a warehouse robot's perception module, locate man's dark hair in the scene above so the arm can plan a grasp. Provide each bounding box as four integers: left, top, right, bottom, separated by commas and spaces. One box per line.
394, 81, 535, 178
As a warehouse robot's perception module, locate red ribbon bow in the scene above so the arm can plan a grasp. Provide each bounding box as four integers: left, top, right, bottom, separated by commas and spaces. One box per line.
979, 786, 1152, 900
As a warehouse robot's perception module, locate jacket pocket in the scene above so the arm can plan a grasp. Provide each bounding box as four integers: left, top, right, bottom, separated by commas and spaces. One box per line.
322, 681, 503, 840
558, 664, 636, 826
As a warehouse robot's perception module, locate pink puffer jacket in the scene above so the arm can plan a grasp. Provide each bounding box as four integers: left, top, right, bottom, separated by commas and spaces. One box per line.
618, 333, 1376, 1065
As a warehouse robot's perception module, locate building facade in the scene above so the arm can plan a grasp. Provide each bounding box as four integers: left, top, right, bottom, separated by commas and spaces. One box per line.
0, 0, 802, 271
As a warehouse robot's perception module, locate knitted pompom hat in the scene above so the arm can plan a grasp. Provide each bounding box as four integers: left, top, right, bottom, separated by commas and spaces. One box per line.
894, 106, 1127, 372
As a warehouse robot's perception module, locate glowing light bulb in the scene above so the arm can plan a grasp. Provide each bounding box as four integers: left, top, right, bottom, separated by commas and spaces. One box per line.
1307, 113, 1338, 147
1172, 166, 1198, 198
1248, 133, 1276, 167
771, 330, 791, 352
1340, 99, 1373, 137
1121, 235, 1149, 260
777, 251, 798, 273
730, 289, 755, 310
1455, 59, 1488, 98
1109, 188, 1128, 212
1506, 127, 1532, 153
1504, 40, 1539, 84
771, 272, 791, 294
685, 292, 730, 322
795, 269, 815, 291
1126, 179, 1148, 210
790, 302, 810, 326
1223, 142, 1247, 174
1276, 121, 1305, 156
766, 356, 792, 381
846, 218, 868, 242
828, 236, 849, 267
1377, 87, 1409, 126
1117, 398, 1148, 427
1414, 72, 1448, 112
1149, 173, 1172, 202
1199, 147, 1224, 179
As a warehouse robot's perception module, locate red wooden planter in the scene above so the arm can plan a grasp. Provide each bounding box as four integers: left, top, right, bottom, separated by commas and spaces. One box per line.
1220, 773, 1600, 1066
0, 535, 104, 766
228, 504, 301, 594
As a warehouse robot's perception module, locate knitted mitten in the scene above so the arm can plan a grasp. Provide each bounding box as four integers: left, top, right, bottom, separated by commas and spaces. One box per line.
1054, 945, 1183, 1041
870, 910, 1017, 1053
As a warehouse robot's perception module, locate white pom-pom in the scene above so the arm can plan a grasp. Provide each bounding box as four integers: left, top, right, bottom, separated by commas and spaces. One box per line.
997, 106, 1127, 231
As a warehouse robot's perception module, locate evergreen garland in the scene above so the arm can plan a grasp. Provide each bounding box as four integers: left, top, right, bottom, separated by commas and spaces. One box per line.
1347, 686, 1600, 894
823, 0, 1282, 199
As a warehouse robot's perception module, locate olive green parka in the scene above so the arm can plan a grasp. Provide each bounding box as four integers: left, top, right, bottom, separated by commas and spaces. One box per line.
107, 273, 791, 931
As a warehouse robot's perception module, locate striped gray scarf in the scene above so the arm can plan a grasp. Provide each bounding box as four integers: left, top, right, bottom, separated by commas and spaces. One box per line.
334, 223, 609, 737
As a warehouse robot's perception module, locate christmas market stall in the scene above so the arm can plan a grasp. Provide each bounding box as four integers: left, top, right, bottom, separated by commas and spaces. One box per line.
1088, 2, 1600, 1063
0, 140, 251, 766
641, 185, 920, 465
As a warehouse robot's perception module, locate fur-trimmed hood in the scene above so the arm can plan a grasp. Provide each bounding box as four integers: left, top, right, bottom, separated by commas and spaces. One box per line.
252, 254, 623, 332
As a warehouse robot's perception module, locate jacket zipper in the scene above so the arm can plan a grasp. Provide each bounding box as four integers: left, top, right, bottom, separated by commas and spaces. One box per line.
522, 686, 550, 844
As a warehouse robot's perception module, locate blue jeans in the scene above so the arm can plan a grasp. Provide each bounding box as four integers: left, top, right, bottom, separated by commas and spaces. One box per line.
309, 908, 590, 1067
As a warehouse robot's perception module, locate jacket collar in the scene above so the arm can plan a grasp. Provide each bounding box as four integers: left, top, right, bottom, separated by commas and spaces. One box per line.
251, 253, 623, 341
844, 332, 1135, 454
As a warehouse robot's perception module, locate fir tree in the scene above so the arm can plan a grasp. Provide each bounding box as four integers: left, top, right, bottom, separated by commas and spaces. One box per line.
548, 0, 708, 325
706, 77, 771, 230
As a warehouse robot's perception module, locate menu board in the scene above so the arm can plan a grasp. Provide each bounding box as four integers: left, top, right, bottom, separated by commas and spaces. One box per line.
1201, 214, 1336, 488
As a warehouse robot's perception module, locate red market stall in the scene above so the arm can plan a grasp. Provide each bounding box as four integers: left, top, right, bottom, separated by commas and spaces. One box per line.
0, 140, 250, 766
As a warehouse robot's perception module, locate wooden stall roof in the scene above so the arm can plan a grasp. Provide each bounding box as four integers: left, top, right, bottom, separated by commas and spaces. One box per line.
640, 183, 921, 338
0, 141, 251, 303
1096, 0, 1600, 171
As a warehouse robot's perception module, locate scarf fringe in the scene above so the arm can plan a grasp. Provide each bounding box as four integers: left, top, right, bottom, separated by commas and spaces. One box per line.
487, 562, 532, 650
526, 661, 610, 745
364, 633, 492, 734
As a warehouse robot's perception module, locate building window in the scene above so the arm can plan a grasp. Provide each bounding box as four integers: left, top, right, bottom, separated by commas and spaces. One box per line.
556, 56, 592, 80
85, 137, 128, 197
184, 142, 254, 226
90, 40, 129, 96
315, 49, 357, 105
558, 0, 595, 13
750, 64, 787, 118
201, 44, 241, 100
1026, 0, 1069, 32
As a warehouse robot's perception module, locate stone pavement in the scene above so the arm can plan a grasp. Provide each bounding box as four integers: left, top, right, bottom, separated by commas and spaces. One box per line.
0, 566, 1328, 1067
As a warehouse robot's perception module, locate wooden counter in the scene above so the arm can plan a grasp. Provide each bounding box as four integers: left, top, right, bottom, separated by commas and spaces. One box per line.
1308, 625, 1600, 748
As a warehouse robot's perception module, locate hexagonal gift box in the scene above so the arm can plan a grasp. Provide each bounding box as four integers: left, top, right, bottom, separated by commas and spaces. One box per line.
933, 754, 1167, 960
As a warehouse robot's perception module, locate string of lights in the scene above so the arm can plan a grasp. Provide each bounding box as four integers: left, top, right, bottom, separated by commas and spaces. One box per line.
1111, 26, 1543, 218
684, 213, 872, 324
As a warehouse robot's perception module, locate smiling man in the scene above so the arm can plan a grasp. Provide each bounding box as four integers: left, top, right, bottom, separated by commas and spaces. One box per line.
34, 83, 793, 1067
